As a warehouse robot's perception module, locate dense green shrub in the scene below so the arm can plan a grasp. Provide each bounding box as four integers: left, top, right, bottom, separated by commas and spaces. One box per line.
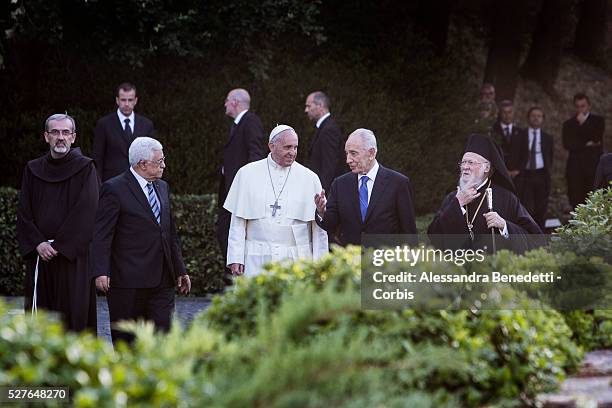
202, 247, 583, 407
554, 186, 612, 349
0, 187, 224, 296
0, 245, 585, 407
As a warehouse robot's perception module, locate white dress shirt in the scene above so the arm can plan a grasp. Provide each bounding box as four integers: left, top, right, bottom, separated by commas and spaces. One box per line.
316, 112, 331, 129
234, 109, 248, 125
358, 161, 379, 203
130, 166, 159, 205
527, 127, 545, 169
117, 109, 135, 133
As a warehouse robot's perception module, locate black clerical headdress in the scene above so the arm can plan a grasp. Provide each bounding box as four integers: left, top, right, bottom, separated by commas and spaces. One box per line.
464, 133, 516, 194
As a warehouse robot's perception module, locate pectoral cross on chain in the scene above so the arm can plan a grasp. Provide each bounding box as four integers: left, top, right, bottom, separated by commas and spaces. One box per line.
270, 200, 281, 217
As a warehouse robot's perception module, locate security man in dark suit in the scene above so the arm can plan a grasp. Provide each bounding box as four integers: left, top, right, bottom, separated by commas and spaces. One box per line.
92, 137, 190, 345
304, 91, 346, 193
93, 82, 155, 182
216, 88, 265, 266
491, 100, 522, 169
562, 93, 605, 208
314, 128, 417, 245
512, 107, 554, 231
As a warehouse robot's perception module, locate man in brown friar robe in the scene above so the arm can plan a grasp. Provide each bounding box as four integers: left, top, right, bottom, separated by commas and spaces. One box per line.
17, 113, 99, 332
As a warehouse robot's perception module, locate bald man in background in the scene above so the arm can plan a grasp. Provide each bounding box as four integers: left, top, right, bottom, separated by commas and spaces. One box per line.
217, 88, 265, 269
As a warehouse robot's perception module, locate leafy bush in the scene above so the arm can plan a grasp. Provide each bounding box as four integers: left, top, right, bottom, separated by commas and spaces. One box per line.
554, 186, 612, 262
202, 246, 582, 407
554, 186, 612, 349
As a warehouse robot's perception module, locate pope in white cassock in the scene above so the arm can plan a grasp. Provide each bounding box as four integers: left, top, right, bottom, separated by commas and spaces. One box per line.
224, 124, 329, 276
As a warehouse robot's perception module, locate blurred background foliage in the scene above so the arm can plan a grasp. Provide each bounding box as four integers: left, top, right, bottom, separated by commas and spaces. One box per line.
2, 0, 609, 215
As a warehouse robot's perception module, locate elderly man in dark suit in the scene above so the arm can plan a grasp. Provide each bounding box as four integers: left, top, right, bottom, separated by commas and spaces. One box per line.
304, 91, 346, 193
216, 88, 265, 266
92, 137, 190, 345
314, 128, 417, 245
93, 82, 155, 182
511, 107, 554, 230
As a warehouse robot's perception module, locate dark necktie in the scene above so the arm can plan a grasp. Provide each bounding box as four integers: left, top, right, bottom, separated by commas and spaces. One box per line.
147, 182, 161, 224
124, 118, 133, 140
529, 130, 537, 170
504, 126, 510, 139
359, 176, 369, 222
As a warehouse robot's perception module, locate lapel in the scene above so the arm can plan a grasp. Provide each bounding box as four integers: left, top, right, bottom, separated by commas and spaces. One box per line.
125, 170, 161, 226
309, 125, 322, 155
225, 112, 246, 147
348, 173, 361, 223
364, 165, 389, 223
154, 180, 167, 226
113, 114, 133, 148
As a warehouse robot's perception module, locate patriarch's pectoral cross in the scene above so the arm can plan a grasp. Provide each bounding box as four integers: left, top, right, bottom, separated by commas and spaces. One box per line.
270, 200, 281, 217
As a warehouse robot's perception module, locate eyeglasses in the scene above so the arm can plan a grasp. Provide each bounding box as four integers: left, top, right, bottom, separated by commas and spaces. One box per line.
47, 129, 74, 137
147, 157, 166, 166
458, 160, 487, 168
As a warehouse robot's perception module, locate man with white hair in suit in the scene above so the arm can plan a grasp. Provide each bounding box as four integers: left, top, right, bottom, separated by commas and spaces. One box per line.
224, 125, 328, 277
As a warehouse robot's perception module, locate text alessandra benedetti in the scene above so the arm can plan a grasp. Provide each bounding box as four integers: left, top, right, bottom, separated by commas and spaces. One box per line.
372, 271, 557, 283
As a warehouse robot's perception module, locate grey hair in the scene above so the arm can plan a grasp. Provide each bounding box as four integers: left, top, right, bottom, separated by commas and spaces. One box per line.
128, 137, 163, 166
310, 91, 330, 109
230, 88, 251, 108
45, 113, 76, 132
349, 128, 377, 151
270, 128, 297, 145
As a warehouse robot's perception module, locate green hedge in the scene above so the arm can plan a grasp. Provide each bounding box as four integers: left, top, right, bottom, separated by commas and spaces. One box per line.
0, 187, 224, 296
0, 187, 433, 296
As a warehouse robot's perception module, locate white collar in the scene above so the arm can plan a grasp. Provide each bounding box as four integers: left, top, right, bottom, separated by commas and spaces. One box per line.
528, 127, 540, 134
234, 109, 248, 125
117, 109, 135, 124
316, 112, 331, 128
360, 160, 379, 182
267, 153, 291, 172
130, 166, 149, 189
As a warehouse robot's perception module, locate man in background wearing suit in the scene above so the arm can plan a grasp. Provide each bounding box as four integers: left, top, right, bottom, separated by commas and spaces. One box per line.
216, 88, 265, 269
314, 128, 417, 245
492, 100, 521, 170
93, 82, 155, 182
562, 92, 605, 208
304, 91, 346, 193
92, 137, 190, 345
512, 107, 554, 230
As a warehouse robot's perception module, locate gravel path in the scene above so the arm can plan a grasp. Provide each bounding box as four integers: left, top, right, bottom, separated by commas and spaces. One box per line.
2, 296, 212, 343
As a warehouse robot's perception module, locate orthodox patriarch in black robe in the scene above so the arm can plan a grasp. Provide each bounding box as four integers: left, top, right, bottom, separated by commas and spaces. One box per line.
428, 134, 541, 252
17, 148, 99, 331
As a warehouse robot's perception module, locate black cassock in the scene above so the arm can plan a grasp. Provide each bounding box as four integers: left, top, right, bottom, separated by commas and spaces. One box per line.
17, 148, 99, 332
427, 183, 542, 252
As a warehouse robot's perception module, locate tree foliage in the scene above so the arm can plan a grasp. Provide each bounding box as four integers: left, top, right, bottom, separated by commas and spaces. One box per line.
3, 0, 324, 73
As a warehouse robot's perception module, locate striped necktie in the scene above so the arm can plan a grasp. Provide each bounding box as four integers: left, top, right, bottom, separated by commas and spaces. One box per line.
146, 182, 161, 224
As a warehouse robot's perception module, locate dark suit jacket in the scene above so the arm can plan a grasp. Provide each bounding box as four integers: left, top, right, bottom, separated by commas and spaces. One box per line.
491, 122, 521, 169
91, 170, 186, 288
512, 128, 554, 193
308, 115, 346, 192
316, 165, 417, 246
93, 112, 155, 182
562, 113, 605, 171
220, 111, 265, 201
594, 153, 612, 189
